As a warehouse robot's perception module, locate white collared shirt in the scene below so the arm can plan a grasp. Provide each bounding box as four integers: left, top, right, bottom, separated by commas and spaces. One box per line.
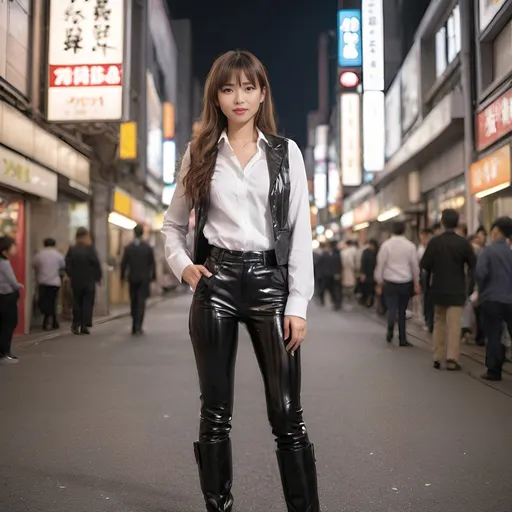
374, 235, 420, 284
162, 129, 314, 319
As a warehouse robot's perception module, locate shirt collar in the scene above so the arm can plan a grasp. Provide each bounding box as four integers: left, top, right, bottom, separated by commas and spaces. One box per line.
217, 128, 270, 148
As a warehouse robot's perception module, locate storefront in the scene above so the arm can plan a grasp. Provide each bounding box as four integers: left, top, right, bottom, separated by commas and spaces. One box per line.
350, 198, 379, 244
469, 143, 511, 229
0, 144, 58, 335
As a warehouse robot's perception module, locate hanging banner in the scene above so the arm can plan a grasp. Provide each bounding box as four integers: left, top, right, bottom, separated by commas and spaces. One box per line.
47, 0, 125, 122
362, 0, 384, 91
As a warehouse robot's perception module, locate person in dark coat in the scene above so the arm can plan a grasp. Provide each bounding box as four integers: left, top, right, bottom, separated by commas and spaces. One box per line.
316, 241, 342, 311
420, 209, 476, 371
359, 239, 378, 308
65, 227, 102, 335
121, 224, 156, 334
475, 216, 512, 381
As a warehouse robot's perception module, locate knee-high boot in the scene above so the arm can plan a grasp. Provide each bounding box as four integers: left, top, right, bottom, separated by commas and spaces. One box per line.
276, 443, 320, 512
193, 439, 234, 512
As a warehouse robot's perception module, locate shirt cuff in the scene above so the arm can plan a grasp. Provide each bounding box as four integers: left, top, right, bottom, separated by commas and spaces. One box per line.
284, 295, 309, 320
169, 252, 194, 282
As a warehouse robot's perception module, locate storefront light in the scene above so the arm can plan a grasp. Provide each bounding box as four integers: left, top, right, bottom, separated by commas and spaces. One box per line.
108, 212, 137, 230
377, 207, 402, 223
475, 182, 511, 199
312, 239, 320, 250
353, 222, 370, 231
325, 229, 334, 239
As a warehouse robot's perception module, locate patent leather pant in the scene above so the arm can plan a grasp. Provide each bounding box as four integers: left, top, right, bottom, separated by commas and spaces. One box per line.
190, 247, 320, 511
190, 246, 310, 449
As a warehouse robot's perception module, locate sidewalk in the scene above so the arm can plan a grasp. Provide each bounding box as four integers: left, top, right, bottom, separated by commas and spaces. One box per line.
367, 306, 512, 377
14, 289, 186, 349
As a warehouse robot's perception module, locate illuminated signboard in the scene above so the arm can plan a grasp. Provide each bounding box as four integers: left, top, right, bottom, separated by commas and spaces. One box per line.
338, 9, 362, 68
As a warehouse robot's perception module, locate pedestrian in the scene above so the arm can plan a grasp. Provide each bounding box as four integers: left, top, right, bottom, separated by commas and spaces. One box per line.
375, 221, 420, 346
475, 216, 512, 381
162, 50, 319, 512
65, 227, 102, 335
120, 224, 156, 335
317, 240, 342, 310
341, 239, 358, 309
359, 239, 378, 308
33, 238, 65, 330
418, 228, 434, 332
420, 209, 476, 371
0, 236, 23, 363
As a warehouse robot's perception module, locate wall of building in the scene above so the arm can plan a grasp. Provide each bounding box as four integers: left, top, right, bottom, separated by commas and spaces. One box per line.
171, 19, 192, 158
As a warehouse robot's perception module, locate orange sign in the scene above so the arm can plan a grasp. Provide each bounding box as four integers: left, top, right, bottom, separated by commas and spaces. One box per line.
470, 144, 511, 197
163, 102, 175, 140
353, 198, 378, 225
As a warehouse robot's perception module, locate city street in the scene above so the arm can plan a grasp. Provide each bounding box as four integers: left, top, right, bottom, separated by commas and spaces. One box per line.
1, 294, 512, 512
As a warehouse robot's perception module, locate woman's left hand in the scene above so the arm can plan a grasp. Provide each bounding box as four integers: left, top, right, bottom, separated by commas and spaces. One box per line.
284, 316, 307, 356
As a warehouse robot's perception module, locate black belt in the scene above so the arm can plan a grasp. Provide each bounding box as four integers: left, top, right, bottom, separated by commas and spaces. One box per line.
209, 246, 277, 265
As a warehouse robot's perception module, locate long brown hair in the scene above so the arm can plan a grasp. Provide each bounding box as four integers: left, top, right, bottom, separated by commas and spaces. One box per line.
183, 50, 277, 203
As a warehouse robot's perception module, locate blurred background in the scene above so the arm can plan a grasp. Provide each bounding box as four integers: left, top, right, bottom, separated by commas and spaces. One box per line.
0, 0, 511, 334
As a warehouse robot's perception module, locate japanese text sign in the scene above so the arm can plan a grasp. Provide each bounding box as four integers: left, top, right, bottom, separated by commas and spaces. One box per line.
470, 144, 511, 197
362, 0, 384, 91
338, 10, 362, 68
47, 0, 125, 122
476, 87, 512, 151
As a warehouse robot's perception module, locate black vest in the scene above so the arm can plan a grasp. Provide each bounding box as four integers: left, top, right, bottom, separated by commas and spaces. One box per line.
193, 134, 292, 266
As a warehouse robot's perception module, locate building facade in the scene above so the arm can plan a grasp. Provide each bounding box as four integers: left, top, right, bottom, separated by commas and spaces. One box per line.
0, 0, 188, 334
343, 0, 512, 243
469, 0, 512, 230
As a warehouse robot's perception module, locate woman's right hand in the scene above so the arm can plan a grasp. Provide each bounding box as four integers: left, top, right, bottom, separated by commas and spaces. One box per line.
182, 264, 212, 291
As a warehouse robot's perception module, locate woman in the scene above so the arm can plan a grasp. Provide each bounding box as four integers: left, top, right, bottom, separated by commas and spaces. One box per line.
0, 236, 23, 363
162, 51, 319, 512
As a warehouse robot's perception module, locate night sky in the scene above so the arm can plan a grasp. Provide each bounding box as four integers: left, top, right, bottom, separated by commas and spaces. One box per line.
167, 0, 337, 149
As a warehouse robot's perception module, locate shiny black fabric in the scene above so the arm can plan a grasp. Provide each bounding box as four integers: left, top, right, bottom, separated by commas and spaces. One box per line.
189, 247, 309, 450
194, 439, 233, 512
190, 246, 320, 511
277, 443, 320, 512
193, 134, 291, 267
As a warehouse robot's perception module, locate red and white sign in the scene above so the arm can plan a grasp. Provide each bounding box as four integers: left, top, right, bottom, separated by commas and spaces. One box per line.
476, 87, 512, 151
47, 0, 125, 122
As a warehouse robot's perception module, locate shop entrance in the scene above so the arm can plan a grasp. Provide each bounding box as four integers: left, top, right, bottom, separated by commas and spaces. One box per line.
0, 196, 26, 335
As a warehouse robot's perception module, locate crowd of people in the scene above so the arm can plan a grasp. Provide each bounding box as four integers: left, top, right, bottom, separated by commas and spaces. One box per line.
0, 224, 156, 365
315, 208, 512, 381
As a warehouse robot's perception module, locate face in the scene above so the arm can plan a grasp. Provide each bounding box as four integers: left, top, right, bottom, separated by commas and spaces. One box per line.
476, 231, 486, 246
7, 244, 17, 257
420, 232, 432, 246
217, 72, 266, 127
490, 226, 501, 242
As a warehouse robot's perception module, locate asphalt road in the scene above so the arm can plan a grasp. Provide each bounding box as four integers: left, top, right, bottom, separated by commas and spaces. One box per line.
1, 294, 512, 512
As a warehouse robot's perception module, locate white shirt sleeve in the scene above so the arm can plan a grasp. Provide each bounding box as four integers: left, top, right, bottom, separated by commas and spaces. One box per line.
374, 240, 388, 284
161, 145, 194, 282
284, 140, 314, 320
410, 243, 421, 283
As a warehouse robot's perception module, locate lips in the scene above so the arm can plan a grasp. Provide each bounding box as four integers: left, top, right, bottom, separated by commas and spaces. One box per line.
233, 108, 248, 115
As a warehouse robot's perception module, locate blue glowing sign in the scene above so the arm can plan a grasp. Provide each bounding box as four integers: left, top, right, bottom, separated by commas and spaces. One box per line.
338, 9, 362, 68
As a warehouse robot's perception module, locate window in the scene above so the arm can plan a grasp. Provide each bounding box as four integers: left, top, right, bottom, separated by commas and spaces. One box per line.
493, 19, 512, 82
434, 4, 461, 78
0, 0, 30, 96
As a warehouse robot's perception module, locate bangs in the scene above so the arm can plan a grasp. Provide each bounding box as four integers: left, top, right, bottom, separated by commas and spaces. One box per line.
214, 52, 262, 89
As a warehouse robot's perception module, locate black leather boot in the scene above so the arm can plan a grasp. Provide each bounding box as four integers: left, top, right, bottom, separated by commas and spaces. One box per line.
277, 443, 320, 512
193, 439, 233, 512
